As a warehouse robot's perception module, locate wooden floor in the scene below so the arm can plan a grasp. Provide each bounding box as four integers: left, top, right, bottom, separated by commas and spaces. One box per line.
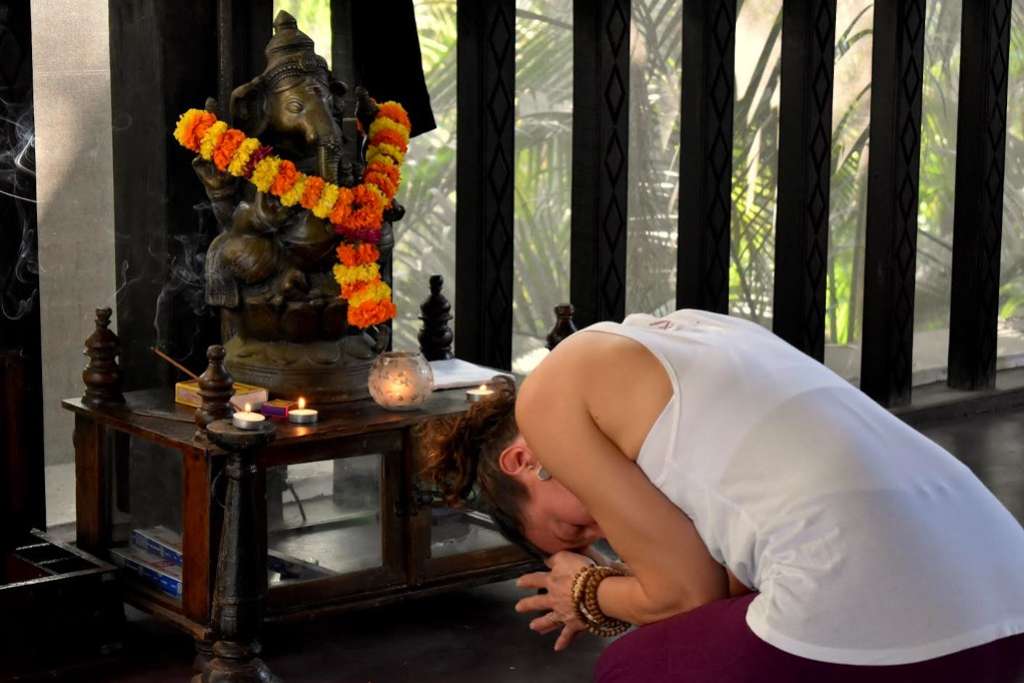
45, 406, 1024, 682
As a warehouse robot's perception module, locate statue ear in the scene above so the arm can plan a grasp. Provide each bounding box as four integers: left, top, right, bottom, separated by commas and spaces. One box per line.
328, 77, 348, 99
328, 77, 349, 118
229, 76, 267, 136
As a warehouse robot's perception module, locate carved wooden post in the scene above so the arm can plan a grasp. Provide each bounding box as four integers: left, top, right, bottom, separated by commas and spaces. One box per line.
195, 345, 234, 439
545, 304, 578, 351
82, 308, 125, 407
418, 275, 453, 361
193, 419, 277, 683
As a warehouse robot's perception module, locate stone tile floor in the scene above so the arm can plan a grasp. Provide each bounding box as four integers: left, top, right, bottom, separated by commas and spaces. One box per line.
51, 406, 1024, 682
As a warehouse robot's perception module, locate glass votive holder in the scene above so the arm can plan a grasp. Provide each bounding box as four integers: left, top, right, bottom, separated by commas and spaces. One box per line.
367, 351, 434, 411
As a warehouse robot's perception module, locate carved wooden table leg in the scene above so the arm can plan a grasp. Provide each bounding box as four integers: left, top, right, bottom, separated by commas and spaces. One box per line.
193, 419, 278, 683
193, 638, 215, 676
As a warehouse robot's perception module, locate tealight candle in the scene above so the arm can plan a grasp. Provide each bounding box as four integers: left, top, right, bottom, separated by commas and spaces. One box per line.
465, 384, 494, 403
232, 403, 266, 431
288, 397, 318, 424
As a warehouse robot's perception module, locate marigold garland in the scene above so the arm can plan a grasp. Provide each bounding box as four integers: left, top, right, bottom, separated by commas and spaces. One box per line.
173, 99, 411, 328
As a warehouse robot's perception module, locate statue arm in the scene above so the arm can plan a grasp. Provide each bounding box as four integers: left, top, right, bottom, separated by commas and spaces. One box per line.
190, 97, 239, 230
193, 157, 239, 230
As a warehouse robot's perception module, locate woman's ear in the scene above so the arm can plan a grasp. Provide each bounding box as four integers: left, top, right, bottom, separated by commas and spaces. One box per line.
497, 437, 534, 476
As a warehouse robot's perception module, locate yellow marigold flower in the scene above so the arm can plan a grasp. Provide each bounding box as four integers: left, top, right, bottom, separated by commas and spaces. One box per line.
172, 109, 194, 146
227, 138, 261, 177
364, 183, 387, 205
366, 142, 405, 165
369, 117, 410, 143
332, 262, 380, 288
347, 280, 392, 309
312, 183, 340, 219
367, 154, 397, 169
198, 121, 228, 160
280, 175, 307, 207
251, 156, 282, 193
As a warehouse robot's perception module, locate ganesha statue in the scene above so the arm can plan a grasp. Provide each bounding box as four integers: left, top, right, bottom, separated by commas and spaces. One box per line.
190, 11, 404, 402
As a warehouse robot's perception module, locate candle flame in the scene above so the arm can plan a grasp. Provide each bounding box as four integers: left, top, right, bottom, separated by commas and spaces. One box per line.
244, 403, 252, 413
479, 384, 487, 391
298, 397, 306, 409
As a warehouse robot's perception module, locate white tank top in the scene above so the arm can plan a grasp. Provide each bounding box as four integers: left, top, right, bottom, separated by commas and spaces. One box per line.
585, 309, 1024, 665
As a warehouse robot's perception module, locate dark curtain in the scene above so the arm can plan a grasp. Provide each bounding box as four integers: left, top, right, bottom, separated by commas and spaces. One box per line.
352, 1, 436, 137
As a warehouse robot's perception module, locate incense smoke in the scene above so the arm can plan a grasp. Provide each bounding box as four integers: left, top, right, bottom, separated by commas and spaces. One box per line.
152, 202, 216, 360
0, 94, 38, 322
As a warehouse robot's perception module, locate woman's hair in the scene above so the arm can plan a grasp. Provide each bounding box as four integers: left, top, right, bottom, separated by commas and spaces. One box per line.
419, 376, 541, 556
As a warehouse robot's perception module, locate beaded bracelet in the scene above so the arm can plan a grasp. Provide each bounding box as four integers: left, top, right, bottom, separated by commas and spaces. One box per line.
571, 565, 631, 637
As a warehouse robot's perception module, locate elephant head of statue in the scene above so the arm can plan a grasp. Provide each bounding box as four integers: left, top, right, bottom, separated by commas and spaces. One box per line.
230, 10, 348, 184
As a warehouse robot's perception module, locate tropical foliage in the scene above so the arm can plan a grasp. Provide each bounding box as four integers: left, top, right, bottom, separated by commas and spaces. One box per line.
281, 0, 1024, 376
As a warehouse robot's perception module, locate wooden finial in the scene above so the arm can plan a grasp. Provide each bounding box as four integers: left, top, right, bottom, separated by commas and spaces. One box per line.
82, 307, 125, 407
545, 303, 578, 351
418, 275, 453, 361
194, 345, 234, 435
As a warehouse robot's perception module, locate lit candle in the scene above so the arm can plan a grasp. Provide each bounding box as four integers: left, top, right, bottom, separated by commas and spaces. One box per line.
386, 379, 414, 402
465, 384, 494, 403
367, 351, 434, 411
232, 403, 266, 431
288, 397, 318, 424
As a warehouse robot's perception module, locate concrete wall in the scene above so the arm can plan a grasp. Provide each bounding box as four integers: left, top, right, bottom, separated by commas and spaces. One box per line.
32, 0, 116, 522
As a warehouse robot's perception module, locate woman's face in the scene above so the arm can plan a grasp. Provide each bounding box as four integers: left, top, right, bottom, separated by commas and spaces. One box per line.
498, 435, 604, 554
518, 478, 605, 555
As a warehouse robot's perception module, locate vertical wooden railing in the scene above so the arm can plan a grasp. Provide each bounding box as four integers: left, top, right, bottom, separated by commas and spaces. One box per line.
860, 0, 927, 407
772, 0, 837, 362
677, 0, 737, 314
948, 0, 1013, 390
570, 0, 632, 328
454, 0, 516, 370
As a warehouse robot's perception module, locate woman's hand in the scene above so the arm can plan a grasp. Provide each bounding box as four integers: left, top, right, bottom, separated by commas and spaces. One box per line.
515, 551, 595, 651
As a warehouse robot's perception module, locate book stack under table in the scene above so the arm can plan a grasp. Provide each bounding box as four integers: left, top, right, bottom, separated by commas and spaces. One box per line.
62, 382, 539, 643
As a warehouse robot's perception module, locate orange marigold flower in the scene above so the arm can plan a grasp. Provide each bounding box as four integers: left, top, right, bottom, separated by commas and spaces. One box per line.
184, 111, 217, 151
366, 159, 401, 185
348, 299, 397, 328
341, 282, 366, 299
336, 244, 353, 266
365, 172, 397, 199
192, 117, 216, 151
377, 102, 411, 131
336, 243, 380, 267
300, 176, 326, 210
213, 129, 246, 171
269, 159, 299, 196
370, 129, 409, 154
352, 184, 383, 211
348, 205, 383, 231
329, 187, 354, 226
356, 243, 380, 263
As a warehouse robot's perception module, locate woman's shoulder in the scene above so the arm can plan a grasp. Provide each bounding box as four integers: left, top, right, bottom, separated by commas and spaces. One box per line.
524, 327, 653, 389
517, 328, 671, 433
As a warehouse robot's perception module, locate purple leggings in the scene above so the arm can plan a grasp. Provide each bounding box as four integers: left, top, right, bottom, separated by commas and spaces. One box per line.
595, 594, 1024, 683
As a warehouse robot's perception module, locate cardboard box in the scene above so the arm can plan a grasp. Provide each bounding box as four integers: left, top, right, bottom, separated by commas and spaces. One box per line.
174, 380, 268, 410
130, 526, 182, 566
110, 545, 182, 600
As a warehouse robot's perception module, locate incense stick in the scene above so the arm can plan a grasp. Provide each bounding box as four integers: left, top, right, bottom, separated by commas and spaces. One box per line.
151, 346, 200, 380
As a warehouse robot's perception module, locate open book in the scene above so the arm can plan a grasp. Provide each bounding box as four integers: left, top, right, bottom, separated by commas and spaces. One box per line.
429, 358, 514, 390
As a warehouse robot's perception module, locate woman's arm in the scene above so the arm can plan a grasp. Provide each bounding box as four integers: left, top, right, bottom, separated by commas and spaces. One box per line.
516, 338, 730, 625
